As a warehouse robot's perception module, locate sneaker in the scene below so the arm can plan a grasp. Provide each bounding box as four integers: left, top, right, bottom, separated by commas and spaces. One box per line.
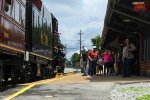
92, 75, 95, 78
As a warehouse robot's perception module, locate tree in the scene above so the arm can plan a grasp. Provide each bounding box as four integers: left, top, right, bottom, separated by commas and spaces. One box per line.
91, 35, 102, 49
70, 53, 80, 67
65, 58, 72, 67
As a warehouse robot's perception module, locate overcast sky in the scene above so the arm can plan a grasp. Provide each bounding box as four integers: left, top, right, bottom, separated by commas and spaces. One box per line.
42, 0, 108, 59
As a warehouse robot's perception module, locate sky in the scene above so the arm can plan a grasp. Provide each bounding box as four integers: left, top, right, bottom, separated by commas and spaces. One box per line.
42, 0, 108, 59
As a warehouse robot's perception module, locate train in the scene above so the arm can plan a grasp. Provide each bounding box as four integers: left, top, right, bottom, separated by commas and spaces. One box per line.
0, 0, 65, 86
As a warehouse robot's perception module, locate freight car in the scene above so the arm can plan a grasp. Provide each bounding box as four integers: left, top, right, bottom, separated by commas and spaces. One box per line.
0, 0, 65, 86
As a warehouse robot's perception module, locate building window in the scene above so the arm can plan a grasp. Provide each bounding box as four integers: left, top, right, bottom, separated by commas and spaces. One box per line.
144, 32, 150, 60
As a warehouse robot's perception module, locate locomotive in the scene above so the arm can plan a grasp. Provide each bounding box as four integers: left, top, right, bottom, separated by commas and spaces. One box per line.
0, 0, 65, 86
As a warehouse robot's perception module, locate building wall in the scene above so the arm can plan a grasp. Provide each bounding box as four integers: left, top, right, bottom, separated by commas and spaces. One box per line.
140, 62, 150, 76
139, 32, 150, 76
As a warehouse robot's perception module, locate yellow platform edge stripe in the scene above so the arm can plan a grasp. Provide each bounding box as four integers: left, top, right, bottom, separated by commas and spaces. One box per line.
4, 72, 76, 100
4, 84, 35, 100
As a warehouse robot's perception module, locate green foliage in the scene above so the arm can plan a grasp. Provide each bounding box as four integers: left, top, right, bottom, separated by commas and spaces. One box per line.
119, 87, 148, 92
136, 94, 150, 100
91, 35, 102, 49
65, 58, 72, 67
70, 53, 80, 66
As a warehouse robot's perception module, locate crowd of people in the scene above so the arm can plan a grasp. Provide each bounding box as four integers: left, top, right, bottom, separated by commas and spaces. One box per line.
80, 38, 136, 78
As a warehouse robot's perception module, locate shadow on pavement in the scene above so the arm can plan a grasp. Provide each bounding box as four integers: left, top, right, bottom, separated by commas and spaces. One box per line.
0, 85, 16, 92
84, 75, 150, 84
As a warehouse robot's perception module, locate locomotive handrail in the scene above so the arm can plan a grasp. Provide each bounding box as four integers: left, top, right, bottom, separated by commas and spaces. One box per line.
0, 43, 25, 54
30, 52, 52, 60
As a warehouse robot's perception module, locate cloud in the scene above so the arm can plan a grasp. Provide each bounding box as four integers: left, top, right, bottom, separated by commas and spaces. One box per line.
42, 0, 108, 59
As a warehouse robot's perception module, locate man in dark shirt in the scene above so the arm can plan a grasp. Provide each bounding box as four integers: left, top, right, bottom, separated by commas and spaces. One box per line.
81, 46, 88, 76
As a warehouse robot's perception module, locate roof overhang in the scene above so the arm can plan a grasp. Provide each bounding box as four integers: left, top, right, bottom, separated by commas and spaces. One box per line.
101, 0, 150, 49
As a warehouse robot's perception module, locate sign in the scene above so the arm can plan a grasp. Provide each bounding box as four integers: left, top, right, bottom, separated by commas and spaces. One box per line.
132, 2, 148, 12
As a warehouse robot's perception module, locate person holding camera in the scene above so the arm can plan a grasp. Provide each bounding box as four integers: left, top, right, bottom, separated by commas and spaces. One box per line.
122, 38, 136, 77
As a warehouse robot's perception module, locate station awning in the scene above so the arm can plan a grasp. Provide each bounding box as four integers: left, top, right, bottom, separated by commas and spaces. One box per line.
101, 0, 150, 49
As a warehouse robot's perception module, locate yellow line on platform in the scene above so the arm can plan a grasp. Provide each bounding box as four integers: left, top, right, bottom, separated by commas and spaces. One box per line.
36, 72, 76, 85
4, 72, 77, 100
4, 84, 35, 100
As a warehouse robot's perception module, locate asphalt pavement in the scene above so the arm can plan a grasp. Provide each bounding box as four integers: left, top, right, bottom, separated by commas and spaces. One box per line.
1, 68, 150, 100
13, 82, 115, 100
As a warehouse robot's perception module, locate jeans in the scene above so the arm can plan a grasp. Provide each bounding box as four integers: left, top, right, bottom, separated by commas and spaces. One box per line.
88, 60, 96, 76
123, 58, 132, 77
82, 61, 87, 75
104, 62, 109, 76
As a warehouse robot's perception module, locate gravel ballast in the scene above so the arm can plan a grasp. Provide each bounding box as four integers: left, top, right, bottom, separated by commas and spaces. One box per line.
111, 82, 150, 100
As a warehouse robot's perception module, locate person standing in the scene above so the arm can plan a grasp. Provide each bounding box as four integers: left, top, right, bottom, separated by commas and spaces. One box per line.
108, 51, 115, 75
81, 46, 88, 76
122, 38, 136, 77
97, 53, 103, 75
101, 50, 111, 76
88, 46, 98, 77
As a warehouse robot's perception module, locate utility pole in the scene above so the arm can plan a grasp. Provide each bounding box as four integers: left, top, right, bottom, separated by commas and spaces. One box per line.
78, 30, 83, 56
78, 30, 83, 72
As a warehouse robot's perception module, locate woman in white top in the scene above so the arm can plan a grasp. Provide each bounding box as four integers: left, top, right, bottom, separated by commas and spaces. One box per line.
122, 38, 136, 77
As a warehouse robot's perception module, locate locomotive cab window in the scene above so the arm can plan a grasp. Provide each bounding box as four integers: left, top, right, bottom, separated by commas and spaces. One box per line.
4, 0, 21, 24
4, 0, 12, 16
14, 0, 20, 23
20, 5, 25, 28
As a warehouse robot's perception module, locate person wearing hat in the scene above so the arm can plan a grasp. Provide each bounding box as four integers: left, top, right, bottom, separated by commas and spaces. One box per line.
81, 46, 88, 76
88, 46, 98, 77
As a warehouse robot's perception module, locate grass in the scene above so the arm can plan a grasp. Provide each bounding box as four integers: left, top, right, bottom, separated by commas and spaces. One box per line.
119, 86, 149, 92
118, 86, 150, 100
136, 94, 150, 100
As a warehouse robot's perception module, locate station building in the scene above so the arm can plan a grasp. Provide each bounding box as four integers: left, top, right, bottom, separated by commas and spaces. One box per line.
101, 0, 150, 76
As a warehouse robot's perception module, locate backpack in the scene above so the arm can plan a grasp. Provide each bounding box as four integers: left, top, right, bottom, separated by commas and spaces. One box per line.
97, 58, 103, 66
